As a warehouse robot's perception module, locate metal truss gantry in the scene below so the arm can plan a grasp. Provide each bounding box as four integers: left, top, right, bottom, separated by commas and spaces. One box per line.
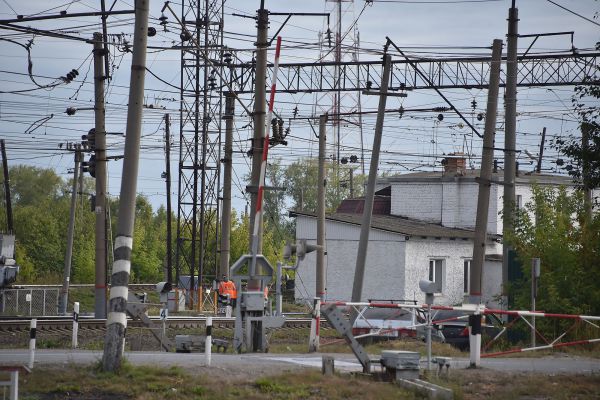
176, 0, 224, 305
228, 51, 600, 94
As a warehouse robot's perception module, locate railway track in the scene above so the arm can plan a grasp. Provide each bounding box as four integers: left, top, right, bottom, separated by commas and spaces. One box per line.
0, 316, 323, 333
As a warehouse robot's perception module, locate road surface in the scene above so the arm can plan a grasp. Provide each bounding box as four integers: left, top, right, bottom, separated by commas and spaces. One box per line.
1, 349, 599, 375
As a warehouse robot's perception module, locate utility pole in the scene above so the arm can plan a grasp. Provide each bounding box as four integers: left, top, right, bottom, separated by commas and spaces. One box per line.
350, 54, 391, 317
248, 2, 269, 254
582, 122, 593, 222
536, 127, 546, 174
469, 39, 503, 367
164, 114, 173, 287
502, 1, 518, 303
349, 168, 354, 198
220, 94, 234, 278
0, 140, 13, 233
316, 114, 328, 299
93, 32, 108, 319
531, 257, 540, 347
59, 145, 82, 315
102, 0, 149, 372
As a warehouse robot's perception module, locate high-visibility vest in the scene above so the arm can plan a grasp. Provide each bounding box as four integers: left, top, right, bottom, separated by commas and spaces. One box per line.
219, 280, 237, 299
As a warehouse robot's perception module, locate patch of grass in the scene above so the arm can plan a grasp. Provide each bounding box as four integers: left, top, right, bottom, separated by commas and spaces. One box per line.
446, 370, 600, 400
20, 363, 416, 400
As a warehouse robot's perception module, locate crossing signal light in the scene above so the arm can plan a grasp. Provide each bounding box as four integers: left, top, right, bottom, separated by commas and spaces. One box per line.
283, 239, 319, 262
82, 128, 96, 150
82, 154, 96, 178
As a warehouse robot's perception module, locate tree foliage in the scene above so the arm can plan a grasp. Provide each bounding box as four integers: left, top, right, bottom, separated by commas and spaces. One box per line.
553, 42, 600, 190
506, 186, 600, 317
282, 158, 365, 213
0, 165, 175, 284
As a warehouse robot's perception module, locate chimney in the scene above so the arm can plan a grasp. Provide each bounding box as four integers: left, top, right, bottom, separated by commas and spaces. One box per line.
442, 152, 467, 176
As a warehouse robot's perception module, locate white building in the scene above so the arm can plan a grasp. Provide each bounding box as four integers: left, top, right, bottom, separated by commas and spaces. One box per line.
291, 157, 575, 307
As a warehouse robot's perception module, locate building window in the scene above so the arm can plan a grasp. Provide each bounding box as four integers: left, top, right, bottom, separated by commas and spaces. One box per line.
428, 259, 444, 294
516, 194, 523, 209
464, 260, 471, 295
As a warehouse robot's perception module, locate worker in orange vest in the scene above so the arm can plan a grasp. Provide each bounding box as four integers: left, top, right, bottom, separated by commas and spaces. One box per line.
218, 275, 237, 308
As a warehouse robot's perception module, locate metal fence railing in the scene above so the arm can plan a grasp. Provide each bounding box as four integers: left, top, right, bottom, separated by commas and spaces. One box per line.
0, 288, 59, 316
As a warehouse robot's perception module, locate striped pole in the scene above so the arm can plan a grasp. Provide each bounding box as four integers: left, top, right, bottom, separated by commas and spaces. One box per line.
72, 302, 80, 349
309, 297, 321, 353
105, 235, 133, 366
28, 319, 36, 369
205, 316, 212, 366
102, 0, 149, 372
250, 36, 282, 276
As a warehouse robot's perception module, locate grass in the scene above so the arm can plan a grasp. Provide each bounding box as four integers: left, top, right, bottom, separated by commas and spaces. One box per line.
16, 360, 600, 400
428, 369, 600, 400
18, 363, 415, 400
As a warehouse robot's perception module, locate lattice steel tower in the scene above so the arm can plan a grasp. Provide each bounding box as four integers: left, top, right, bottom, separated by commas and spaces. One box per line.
315, 0, 364, 196
176, 0, 224, 306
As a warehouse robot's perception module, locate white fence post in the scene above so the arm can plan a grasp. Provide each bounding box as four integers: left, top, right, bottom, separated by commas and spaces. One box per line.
205, 316, 212, 366
28, 319, 36, 369
72, 302, 79, 348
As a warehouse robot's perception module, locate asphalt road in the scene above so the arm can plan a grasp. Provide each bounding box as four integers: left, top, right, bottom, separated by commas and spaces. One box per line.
1, 349, 599, 375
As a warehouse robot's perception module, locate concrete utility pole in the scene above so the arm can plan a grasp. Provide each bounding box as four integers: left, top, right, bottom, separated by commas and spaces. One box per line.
531, 257, 540, 347
471, 39, 503, 305
316, 114, 328, 299
502, 1, 518, 301
536, 127, 546, 174
102, 0, 149, 372
164, 114, 173, 286
93, 32, 108, 319
59, 146, 82, 315
582, 122, 593, 222
350, 54, 391, 316
469, 39, 503, 368
248, 3, 269, 254
0, 140, 13, 233
220, 94, 234, 278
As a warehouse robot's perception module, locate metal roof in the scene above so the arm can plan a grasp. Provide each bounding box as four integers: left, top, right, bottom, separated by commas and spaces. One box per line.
290, 210, 501, 241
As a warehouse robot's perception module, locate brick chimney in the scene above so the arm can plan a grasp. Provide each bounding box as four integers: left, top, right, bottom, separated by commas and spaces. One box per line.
442, 153, 467, 176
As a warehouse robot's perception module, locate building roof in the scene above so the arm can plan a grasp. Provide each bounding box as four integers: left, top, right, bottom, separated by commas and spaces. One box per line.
336, 195, 390, 215
378, 169, 575, 186
290, 210, 501, 241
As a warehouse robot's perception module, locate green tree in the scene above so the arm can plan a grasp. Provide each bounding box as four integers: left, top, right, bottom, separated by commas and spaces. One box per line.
283, 158, 365, 213
506, 186, 600, 320
553, 41, 600, 192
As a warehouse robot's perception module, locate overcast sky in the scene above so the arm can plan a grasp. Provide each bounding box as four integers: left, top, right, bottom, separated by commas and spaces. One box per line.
0, 0, 598, 214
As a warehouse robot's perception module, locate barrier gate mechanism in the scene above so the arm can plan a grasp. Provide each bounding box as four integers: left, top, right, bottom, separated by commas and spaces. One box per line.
231, 254, 284, 353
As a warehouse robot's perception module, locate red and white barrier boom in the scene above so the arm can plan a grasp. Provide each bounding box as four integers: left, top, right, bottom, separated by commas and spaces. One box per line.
250, 36, 282, 266
322, 301, 600, 357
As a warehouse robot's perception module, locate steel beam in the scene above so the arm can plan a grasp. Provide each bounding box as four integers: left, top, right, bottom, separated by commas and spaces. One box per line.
225, 52, 600, 94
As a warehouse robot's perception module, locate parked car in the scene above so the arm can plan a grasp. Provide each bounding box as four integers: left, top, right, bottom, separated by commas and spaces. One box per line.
426, 310, 504, 350
351, 307, 419, 342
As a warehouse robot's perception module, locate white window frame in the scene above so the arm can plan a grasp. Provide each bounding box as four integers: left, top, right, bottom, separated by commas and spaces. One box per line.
428, 259, 445, 294
463, 259, 471, 295
516, 194, 523, 209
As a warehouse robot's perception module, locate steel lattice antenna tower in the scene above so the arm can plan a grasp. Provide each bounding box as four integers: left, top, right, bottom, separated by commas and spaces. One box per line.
176, 0, 224, 308
314, 0, 364, 201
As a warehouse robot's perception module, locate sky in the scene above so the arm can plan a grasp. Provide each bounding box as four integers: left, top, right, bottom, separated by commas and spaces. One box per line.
0, 0, 598, 216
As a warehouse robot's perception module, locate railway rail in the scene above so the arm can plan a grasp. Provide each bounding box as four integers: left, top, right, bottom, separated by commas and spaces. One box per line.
0, 316, 322, 333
